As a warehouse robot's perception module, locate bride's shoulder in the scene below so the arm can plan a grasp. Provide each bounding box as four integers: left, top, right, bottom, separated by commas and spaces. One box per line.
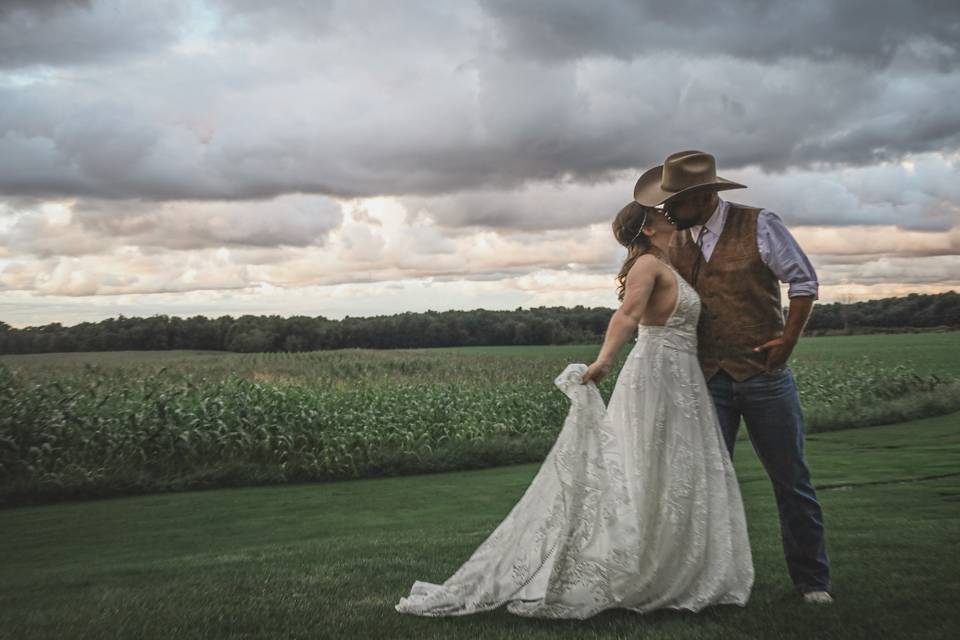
626, 252, 653, 271
627, 253, 668, 278
625, 254, 670, 291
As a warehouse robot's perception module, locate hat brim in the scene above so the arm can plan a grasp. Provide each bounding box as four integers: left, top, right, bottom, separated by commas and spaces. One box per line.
633, 165, 747, 207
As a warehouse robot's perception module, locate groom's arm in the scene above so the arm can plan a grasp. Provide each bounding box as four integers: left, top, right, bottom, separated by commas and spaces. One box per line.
753, 210, 819, 371
782, 295, 815, 345
755, 295, 814, 372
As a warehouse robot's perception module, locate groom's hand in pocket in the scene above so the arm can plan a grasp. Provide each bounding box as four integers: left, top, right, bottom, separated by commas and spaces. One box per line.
753, 336, 796, 372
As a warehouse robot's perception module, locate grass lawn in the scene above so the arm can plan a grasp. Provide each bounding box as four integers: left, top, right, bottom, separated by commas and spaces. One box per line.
1, 411, 958, 639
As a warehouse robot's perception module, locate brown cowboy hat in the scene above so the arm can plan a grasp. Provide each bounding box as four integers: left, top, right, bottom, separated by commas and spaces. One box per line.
633, 150, 746, 207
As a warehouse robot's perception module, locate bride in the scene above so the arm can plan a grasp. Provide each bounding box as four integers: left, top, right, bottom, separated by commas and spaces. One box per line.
395, 202, 754, 619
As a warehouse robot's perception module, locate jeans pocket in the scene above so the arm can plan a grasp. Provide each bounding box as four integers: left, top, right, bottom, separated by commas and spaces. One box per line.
759, 365, 790, 381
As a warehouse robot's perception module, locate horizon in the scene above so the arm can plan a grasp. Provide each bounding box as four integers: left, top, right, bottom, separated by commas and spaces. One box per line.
2, 1, 958, 329
5, 288, 957, 331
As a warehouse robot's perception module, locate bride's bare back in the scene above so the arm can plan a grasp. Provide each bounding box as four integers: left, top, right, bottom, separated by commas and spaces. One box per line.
622, 253, 679, 327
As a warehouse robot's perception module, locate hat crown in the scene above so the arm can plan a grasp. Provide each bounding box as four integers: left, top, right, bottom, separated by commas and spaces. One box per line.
633, 149, 745, 207
661, 150, 717, 192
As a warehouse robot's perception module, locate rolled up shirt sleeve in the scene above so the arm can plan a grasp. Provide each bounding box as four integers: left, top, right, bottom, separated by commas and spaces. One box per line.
757, 210, 819, 299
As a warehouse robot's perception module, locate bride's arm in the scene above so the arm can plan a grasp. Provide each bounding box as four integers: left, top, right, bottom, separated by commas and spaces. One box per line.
581, 255, 658, 383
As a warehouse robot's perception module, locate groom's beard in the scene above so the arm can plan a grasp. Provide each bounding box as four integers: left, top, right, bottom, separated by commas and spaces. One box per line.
672, 210, 708, 230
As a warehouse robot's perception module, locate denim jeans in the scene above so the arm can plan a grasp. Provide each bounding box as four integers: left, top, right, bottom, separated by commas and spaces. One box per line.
707, 367, 832, 594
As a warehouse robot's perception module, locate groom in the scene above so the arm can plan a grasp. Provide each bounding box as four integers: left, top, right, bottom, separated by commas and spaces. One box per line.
633, 150, 833, 604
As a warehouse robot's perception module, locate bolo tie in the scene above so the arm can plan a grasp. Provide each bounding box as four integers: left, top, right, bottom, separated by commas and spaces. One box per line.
690, 226, 708, 287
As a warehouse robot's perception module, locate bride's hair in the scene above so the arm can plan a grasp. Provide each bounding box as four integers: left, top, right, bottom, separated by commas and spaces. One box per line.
612, 201, 659, 302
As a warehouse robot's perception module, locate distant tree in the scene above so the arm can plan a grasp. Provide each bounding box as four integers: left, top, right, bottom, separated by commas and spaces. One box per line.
283, 334, 307, 352
3, 290, 958, 354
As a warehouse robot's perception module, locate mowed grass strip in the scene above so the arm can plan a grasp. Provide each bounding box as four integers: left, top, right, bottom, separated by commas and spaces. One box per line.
1, 412, 958, 640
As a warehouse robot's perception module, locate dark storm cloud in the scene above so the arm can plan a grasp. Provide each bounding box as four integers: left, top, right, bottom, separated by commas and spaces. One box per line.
0, 0, 957, 234
0, 195, 344, 258
480, 0, 960, 68
211, 0, 334, 38
0, 0, 88, 16
0, 0, 186, 69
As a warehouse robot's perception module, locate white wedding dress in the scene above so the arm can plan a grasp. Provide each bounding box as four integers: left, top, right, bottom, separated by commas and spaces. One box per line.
395, 264, 754, 619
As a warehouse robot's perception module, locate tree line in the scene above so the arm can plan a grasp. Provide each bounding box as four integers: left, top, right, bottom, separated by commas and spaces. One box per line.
801, 290, 960, 335
1, 291, 957, 355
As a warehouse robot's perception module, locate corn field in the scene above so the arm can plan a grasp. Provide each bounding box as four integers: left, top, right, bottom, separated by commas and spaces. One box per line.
1, 347, 957, 507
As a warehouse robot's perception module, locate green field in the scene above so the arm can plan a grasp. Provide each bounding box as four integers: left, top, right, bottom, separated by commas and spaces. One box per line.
4, 330, 960, 377
2, 332, 959, 507
1, 410, 958, 639
789, 332, 960, 378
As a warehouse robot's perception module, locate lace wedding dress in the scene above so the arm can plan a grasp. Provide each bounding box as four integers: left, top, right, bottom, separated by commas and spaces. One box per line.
395, 264, 754, 619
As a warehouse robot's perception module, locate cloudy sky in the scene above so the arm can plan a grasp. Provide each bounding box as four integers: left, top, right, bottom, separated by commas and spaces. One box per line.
1, 0, 959, 328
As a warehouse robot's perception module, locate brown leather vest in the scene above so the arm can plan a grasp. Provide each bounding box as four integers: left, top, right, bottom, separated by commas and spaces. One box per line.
668, 202, 785, 382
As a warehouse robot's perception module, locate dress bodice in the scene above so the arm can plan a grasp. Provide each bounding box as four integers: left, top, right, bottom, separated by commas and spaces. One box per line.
635, 263, 701, 354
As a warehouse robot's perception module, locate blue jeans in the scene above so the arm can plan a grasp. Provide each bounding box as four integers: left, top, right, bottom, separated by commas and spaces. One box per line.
707, 367, 832, 594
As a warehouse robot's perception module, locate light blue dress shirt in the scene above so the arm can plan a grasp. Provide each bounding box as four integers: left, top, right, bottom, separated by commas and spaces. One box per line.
688, 198, 819, 299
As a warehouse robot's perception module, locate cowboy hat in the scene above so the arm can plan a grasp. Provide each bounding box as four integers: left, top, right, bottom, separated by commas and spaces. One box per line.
633, 150, 746, 207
